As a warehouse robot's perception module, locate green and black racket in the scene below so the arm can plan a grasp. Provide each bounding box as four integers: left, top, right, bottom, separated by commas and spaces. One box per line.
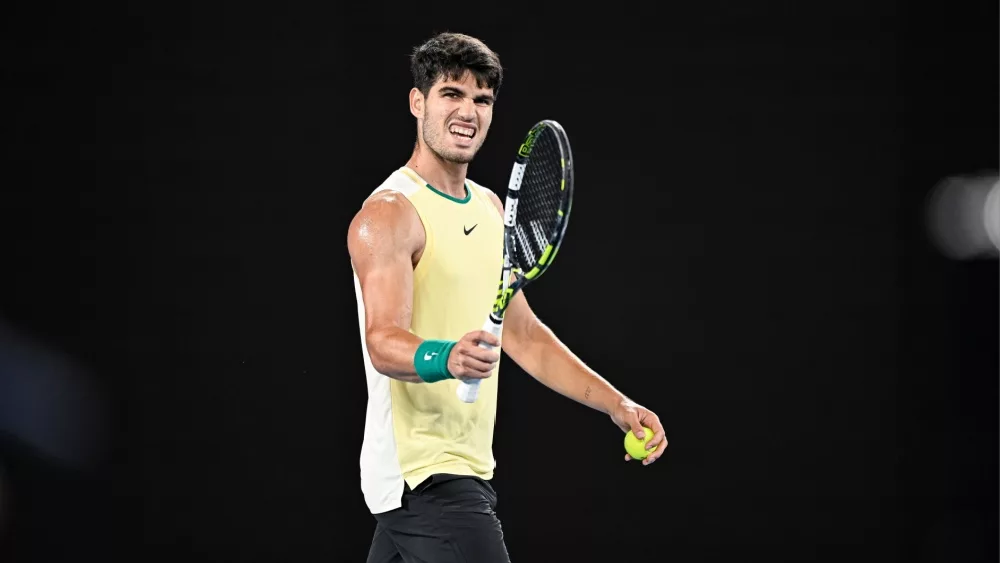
457, 119, 575, 403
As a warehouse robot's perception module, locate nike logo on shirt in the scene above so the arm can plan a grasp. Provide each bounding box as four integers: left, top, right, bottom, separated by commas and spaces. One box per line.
464, 224, 477, 235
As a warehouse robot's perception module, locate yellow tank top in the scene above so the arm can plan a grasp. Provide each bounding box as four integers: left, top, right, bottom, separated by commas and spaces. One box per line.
354, 166, 505, 514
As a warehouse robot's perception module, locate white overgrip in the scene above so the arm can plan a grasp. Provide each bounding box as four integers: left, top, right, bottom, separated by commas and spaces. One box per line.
455, 316, 504, 403
503, 196, 518, 228
508, 161, 526, 192
503, 162, 524, 227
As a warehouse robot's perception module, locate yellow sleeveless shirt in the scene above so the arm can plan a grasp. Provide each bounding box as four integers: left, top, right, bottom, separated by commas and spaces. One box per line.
353, 166, 505, 514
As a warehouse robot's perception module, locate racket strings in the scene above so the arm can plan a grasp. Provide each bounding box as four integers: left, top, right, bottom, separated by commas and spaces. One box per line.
510, 127, 565, 270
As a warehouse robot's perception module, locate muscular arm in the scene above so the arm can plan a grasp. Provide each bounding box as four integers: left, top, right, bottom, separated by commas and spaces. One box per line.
480, 189, 628, 414
347, 191, 426, 383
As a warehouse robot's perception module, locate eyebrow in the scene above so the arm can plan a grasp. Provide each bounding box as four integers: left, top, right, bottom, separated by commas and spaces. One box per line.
439, 86, 494, 103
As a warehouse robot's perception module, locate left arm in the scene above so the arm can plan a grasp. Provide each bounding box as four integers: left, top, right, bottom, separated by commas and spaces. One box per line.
502, 292, 667, 464
480, 188, 667, 464
503, 294, 621, 414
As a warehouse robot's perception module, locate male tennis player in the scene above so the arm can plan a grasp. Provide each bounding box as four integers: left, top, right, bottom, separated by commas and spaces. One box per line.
347, 32, 667, 563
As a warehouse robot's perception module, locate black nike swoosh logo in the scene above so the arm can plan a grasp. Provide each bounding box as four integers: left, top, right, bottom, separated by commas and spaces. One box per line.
464, 224, 477, 235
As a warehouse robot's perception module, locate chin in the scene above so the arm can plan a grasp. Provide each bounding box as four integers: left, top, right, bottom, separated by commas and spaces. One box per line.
448, 154, 475, 164
434, 147, 477, 164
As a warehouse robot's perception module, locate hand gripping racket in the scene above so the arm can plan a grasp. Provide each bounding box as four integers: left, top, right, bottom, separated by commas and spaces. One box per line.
456, 119, 575, 403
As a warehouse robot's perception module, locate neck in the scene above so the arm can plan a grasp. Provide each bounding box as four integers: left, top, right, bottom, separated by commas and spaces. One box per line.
405, 141, 468, 198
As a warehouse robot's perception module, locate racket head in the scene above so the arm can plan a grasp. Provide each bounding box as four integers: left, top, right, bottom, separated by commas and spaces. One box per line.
505, 119, 574, 292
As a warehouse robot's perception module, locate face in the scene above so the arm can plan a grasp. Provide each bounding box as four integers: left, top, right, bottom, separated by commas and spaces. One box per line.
411, 71, 495, 164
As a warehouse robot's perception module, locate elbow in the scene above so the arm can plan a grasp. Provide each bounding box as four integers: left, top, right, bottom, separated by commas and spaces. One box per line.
503, 320, 546, 370
501, 328, 532, 367
365, 328, 393, 375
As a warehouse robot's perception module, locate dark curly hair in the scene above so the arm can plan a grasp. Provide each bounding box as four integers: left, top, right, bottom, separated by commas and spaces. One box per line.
410, 32, 503, 99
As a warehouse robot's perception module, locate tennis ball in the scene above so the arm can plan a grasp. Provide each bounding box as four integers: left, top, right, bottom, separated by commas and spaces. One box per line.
624, 427, 656, 460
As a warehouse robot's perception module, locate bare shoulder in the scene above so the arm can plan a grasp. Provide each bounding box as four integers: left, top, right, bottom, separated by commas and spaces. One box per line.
347, 190, 424, 265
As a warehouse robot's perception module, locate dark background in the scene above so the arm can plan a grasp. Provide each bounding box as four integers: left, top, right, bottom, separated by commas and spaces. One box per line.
1, 2, 997, 562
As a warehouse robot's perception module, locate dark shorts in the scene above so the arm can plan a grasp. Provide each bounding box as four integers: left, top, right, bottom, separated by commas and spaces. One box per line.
366, 473, 511, 563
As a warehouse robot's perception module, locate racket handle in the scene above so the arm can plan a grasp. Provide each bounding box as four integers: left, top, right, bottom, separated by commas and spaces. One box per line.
455, 317, 503, 403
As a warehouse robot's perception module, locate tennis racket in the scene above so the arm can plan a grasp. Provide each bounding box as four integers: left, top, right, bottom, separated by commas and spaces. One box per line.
456, 119, 575, 403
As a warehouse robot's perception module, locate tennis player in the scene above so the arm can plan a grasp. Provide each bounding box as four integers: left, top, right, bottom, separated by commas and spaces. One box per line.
347, 31, 667, 563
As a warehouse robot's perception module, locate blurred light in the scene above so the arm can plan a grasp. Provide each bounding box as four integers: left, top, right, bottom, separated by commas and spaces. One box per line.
924, 172, 1000, 260
0, 319, 107, 470
986, 176, 1000, 253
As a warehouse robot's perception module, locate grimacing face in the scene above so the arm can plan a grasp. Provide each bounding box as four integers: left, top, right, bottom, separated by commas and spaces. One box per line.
414, 72, 494, 164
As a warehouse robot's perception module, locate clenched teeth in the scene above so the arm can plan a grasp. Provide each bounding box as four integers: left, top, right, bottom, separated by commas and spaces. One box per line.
449, 125, 475, 138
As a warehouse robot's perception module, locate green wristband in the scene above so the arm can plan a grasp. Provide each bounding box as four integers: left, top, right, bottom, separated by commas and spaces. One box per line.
414, 340, 457, 383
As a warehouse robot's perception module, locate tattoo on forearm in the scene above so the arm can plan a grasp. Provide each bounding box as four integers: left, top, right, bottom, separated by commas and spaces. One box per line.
584, 385, 592, 400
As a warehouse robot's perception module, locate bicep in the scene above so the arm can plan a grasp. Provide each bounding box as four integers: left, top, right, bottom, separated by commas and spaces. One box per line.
357, 255, 413, 334
347, 195, 419, 335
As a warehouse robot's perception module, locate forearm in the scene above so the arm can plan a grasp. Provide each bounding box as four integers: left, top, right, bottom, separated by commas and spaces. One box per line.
506, 321, 626, 414
365, 327, 426, 383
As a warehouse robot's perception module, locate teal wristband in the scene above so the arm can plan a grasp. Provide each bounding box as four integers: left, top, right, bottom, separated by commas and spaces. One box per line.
414, 340, 457, 383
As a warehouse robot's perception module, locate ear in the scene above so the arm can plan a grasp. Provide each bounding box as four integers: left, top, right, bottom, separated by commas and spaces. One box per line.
409, 88, 424, 119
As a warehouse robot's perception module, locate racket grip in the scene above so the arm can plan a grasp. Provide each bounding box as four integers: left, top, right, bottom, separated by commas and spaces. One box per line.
455, 317, 503, 403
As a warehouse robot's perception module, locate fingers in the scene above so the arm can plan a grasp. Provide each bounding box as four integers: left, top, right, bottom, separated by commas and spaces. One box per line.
626, 414, 646, 441
462, 343, 501, 364
645, 430, 667, 464
448, 339, 499, 380
455, 356, 496, 377
450, 365, 494, 381
465, 330, 500, 348
639, 412, 667, 465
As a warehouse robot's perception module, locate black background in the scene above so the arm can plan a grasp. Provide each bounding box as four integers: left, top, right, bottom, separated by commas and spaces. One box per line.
1, 2, 997, 562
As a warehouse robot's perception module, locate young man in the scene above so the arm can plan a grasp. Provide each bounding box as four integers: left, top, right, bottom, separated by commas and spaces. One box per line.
347, 32, 667, 563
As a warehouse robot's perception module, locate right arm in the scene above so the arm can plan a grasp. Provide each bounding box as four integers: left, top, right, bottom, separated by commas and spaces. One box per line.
348, 191, 426, 382
347, 191, 499, 383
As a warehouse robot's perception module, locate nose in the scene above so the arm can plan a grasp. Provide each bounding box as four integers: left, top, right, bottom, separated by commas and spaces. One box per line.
456, 97, 476, 120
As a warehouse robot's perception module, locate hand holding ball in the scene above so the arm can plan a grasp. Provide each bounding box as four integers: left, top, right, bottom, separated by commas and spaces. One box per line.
624, 427, 656, 460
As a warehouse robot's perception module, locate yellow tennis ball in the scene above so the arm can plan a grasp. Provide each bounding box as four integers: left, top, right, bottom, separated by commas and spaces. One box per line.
624, 427, 656, 460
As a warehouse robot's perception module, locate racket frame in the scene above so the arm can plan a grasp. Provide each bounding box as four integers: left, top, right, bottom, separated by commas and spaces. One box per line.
493, 119, 574, 322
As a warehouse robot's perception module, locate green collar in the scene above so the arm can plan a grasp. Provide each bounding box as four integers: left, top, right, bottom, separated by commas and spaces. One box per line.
423, 182, 471, 204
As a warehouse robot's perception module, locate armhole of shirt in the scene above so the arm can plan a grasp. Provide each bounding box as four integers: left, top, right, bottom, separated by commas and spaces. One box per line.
411, 198, 433, 288
357, 177, 433, 290
467, 180, 501, 220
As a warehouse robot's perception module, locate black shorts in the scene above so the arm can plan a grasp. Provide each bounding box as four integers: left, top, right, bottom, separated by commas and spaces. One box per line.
366, 473, 511, 563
